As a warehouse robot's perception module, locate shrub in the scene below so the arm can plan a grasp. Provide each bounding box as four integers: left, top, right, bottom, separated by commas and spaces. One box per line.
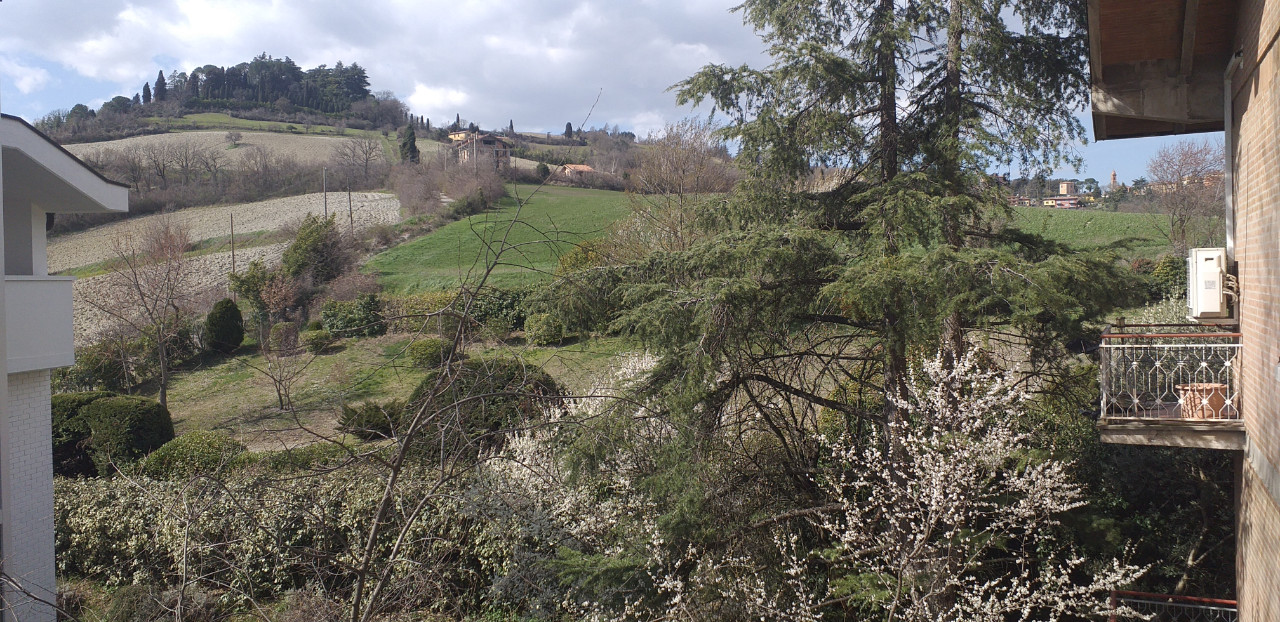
67, 395, 175, 475
269, 321, 300, 353
1150, 254, 1188, 300
403, 358, 563, 460
556, 239, 606, 274
138, 430, 246, 480
321, 293, 385, 337
239, 442, 350, 473
381, 291, 458, 334
54, 341, 130, 393
283, 213, 347, 284
339, 399, 406, 440
301, 329, 335, 354
406, 337, 452, 368
204, 298, 245, 353
52, 391, 116, 477
471, 285, 532, 334
306, 319, 324, 331
104, 584, 165, 622
525, 313, 566, 346
536, 161, 552, 180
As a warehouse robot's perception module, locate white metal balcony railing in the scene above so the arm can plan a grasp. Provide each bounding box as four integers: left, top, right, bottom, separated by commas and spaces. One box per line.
1108, 591, 1238, 622
5, 276, 75, 374
1099, 323, 1241, 421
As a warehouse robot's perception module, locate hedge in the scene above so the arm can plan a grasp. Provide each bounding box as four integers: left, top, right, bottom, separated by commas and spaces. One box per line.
137, 430, 247, 480
52, 392, 175, 476
321, 293, 386, 337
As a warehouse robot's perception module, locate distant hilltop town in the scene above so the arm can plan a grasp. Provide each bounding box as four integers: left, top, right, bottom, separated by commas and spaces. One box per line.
1005, 169, 1224, 210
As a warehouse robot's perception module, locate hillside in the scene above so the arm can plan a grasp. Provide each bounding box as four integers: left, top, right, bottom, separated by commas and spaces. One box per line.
366, 184, 633, 292
1010, 204, 1173, 257
50, 191, 401, 344
63, 130, 375, 167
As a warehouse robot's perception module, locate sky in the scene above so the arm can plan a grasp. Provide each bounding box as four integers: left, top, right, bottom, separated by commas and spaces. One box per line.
0, 0, 1198, 184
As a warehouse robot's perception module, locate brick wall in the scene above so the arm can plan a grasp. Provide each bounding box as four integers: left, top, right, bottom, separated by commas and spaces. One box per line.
3, 370, 55, 622
1231, 1, 1280, 619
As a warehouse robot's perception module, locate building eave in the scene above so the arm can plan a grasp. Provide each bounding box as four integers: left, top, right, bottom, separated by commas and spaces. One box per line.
0, 114, 128, 214
1088, 0, 1239, 140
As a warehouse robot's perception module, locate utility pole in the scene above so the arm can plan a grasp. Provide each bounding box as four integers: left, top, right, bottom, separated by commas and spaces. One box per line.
348, 187, 354, 236
230, 214, 236, 297
323, 167, 328, 217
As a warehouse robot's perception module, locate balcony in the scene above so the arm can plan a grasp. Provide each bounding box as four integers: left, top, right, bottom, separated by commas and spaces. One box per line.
1108, 590, 1238, 621
1098, 323, 1244, 450
5, 276, 75, 374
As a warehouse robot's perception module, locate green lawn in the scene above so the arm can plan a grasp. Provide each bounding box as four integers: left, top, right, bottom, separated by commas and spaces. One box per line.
366, 184, 632, 293
1009, 205, 1176, 258
165, 334, 428, 443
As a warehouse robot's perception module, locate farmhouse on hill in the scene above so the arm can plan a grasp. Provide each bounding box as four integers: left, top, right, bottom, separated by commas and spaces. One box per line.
450, 131, 512, 171
0, 110, 128, 620
558, 163, 595, 182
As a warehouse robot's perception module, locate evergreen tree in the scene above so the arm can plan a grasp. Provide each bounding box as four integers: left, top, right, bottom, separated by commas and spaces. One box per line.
564, 122, 573, 139
142, 82, 151, 105
132, 93, 142, 107
153, 70, 167, 101
508, 119, 515, 135
548, 0, 1136, 472
399, 125, 420, 164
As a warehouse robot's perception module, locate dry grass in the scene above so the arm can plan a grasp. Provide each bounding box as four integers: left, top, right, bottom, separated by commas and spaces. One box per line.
49, 192, 401, 274
63, 131, 361, 167
52, 191, 401, 345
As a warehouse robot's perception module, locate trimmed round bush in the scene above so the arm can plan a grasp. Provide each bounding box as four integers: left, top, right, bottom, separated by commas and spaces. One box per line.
204, 298, 245, 354
403, 358, 563, 460
301, 329, 335, 354
52, 391, 117, 477
138, 430, 247, 480
406, 337, 452, 368
77, 396, 176, 475
338, 399, 406, 441
525, 313, 565, 346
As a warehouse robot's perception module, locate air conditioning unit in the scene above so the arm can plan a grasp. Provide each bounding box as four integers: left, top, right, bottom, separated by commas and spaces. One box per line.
1187, 248, 1229, 320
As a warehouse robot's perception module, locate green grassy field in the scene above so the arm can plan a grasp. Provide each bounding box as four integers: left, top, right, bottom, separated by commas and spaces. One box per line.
1009, 205, 1177, 258
366, 184, 632, 293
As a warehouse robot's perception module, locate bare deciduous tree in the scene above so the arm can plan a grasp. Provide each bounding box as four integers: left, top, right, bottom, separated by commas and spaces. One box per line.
86, 216, 194, 407
610, 118, 736, 260
332, 137, 385, 186
1146, 138, 1225, 254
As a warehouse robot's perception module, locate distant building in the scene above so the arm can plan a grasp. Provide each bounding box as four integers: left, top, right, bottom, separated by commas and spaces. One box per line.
1058, 180, 1077, 195
1041, 195, 1080, 209
452, 132, 512, 171
558, 163, 596, 181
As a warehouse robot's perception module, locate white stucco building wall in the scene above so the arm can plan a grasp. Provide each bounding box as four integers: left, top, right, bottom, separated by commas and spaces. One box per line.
3, 370, 55, 621
0, 92, 128, 620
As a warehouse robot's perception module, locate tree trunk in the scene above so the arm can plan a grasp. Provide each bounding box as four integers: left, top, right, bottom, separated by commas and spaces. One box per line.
940, 0, 967, 365
157, 338, 169, 408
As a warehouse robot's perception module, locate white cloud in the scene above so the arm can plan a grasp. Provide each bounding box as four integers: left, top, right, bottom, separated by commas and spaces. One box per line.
0, 57, 51, 94
0, 0, 767, 132
407, 84, 471, 120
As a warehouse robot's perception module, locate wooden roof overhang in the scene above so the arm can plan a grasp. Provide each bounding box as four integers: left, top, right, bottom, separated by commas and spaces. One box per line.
1089, 0, 1240, 140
